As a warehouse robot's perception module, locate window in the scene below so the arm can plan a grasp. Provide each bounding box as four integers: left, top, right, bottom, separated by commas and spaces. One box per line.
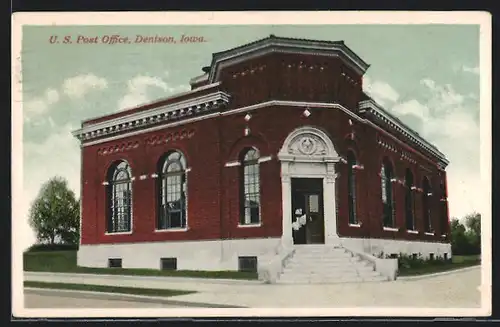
347, 151, 358, 225
238, 256, 258, 273
240, 148, 261, 225
107, 161, 132, 233
158, 151, 187, 230
404, 169, 415, 231
160, 258, 178, 270
422, 177, 432, 233
381, 160, 395, 228
108, 258, 122, 268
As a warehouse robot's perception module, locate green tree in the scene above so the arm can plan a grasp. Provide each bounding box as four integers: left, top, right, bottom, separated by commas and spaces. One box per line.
465, 212, 481, 253
450, 218, 470, 255
28, 176, 80, 245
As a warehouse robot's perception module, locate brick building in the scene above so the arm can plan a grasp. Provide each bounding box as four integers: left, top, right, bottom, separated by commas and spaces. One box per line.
73, 35, 451, 275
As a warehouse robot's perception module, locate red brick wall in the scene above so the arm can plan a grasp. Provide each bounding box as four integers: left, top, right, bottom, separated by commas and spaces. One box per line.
218, 53, 363, 111
80, 53, 449, 246
80, 103, 449, 246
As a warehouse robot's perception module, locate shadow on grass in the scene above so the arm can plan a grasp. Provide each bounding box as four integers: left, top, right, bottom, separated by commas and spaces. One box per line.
24, 250, 258, 280
24, 281, 196, 297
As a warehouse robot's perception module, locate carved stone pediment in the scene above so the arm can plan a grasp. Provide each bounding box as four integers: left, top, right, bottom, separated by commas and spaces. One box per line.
287, 133, 328, 157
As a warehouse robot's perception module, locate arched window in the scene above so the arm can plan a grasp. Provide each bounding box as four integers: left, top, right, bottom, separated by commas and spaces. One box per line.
381, 159, 395, 228
347, 151, 358, 225
422, 177, 432, 233
158, 151, 187, 230
404, 169, 415, 231
107, 160, 132, 233
240, 148, 261, 225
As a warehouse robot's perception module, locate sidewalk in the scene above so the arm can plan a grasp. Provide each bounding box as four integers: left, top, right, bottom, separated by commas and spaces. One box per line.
24, 266, 482, 308
25, 287, 245, 308
24, 271, 261, 293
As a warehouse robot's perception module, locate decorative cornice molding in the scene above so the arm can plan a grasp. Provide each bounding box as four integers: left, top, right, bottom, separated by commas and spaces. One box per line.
360, 99, 448, 166
98, 141, 140, 156
81, 82, 221, 125
209, 36, 370, 82
72, 91, 230, 143
144, 129, 195, 146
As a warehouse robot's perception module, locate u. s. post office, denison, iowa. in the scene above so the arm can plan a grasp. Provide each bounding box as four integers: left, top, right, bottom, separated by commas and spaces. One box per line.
72, 35, 451, 283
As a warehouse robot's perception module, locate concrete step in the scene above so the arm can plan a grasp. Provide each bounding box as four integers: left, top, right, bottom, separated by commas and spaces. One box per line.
288, 256, 369, 265
284, 262, 373, 270
286, 257, 361, 264
277, 275, 388, 284
277, 245, 388, 284
280, 269, 382, 279
293, 248, 350, 254
282, 266, 376, 275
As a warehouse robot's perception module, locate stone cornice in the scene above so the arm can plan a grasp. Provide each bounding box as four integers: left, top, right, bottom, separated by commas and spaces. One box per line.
209, 36, 370, 83
359, 99, 448, 167
72, 91, 230, 142
81, 81, 221, 126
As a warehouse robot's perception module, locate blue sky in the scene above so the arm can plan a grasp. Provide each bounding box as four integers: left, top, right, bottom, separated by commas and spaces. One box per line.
19, 23, 481, 250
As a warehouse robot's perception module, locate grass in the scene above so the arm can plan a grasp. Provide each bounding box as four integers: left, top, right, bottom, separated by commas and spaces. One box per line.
24, 281, 196, 298
397, 254, 481, 277
23, 250, 258, 280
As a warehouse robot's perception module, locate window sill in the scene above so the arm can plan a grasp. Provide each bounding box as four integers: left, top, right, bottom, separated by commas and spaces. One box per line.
383, 227, 399, 232
349, 223, 362, 228
155, 228, 188, 233
105, 231, 132, 236
425, 232, 435, 236
441, 234, 447, 238
238, 223, 261, 228
407, 230, 419, 234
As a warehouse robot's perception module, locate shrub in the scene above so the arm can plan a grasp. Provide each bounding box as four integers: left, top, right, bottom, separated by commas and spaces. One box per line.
26, 243, 78, 253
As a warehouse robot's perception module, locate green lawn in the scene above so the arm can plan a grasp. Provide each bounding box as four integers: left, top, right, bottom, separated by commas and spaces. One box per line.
25, 281, 195, 297
397, 254, 481, 277
23, 250, 258, 280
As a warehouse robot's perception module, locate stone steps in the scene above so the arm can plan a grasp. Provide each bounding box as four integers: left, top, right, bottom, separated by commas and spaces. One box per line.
278, 275, 388, 284
277, 245, 388, 284
282, 265, 375, 275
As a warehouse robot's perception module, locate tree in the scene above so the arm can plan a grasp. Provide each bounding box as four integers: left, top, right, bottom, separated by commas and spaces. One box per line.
465, 212, 481, 254
28, 176, 80, 246
450, 218, 471, 255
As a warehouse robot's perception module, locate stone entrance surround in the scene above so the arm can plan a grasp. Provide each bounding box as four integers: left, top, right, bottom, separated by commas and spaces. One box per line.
278, 126, 341, 248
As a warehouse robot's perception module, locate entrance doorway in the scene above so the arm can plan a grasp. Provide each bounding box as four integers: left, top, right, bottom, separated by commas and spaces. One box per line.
291, 178, 325, 244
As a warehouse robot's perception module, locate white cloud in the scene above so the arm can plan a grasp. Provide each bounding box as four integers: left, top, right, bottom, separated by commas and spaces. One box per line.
118, 75, 189, 111
45, 88, 60, 104
371, 77, 481, 220
62, 73, 108, 99
462, 65, 480, 75
392, 99, 430, 121
420, 78, 436, 90
24, 74, 107, 123
24, 88, 61, 120
363, 76, 400, 106
22, 124, 81, 250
